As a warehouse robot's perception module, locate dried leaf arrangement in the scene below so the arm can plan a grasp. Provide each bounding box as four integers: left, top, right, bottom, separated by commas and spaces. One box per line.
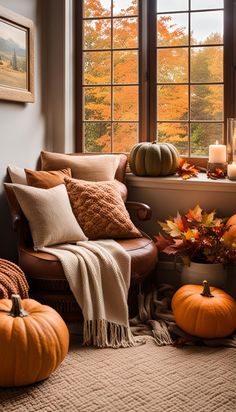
155, 205, 236, 266
176, 159, 199, 180
207, 168, 225, 180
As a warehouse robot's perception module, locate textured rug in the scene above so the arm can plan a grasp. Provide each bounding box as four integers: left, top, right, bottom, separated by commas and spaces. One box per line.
0, 336, 235, 412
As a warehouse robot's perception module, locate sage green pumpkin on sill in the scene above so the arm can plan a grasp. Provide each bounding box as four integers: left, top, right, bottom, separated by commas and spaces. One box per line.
129, 141, 180, 177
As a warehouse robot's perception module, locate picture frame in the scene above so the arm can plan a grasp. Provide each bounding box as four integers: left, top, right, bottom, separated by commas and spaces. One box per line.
0, 5, 34, 103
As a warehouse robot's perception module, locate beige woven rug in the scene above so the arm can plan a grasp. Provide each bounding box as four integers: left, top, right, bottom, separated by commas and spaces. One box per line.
1, 336, 235, 412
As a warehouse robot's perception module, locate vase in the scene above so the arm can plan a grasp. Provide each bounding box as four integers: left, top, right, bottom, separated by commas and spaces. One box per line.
180, 261, 227, 289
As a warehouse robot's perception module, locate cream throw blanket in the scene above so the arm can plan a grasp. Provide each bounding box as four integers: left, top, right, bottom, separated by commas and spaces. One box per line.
38, 240, 135, 348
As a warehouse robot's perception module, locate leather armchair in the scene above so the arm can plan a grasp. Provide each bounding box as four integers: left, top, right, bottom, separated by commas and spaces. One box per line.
5, 154, 157, 321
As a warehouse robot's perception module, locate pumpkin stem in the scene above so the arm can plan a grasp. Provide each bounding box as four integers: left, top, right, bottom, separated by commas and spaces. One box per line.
201, 280, 214, 298
152, 141, 157, 144
8, 294, 29, 317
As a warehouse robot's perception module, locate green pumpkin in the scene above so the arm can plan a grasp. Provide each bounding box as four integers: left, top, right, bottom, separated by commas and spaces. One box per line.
129, 142, 180, 176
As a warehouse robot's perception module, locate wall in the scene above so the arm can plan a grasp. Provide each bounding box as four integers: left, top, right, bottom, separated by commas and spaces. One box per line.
0, 0, 47, 260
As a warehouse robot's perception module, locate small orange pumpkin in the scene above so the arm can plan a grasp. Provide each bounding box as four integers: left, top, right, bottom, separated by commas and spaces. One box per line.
172, 281, 236, 339
223, 214, 236, 245
0, 295, 69, 387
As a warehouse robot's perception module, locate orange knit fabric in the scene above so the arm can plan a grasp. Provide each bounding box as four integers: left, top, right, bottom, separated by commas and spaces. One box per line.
0, 259, 29, 299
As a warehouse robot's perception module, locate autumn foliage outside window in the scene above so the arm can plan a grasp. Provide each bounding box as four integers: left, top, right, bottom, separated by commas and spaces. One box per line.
80, 0, 225, 157
157, 0, 224, 157
82, 0, 139, 153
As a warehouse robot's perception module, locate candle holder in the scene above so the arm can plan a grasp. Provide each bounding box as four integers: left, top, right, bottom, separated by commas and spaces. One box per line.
207, 162, 227, 177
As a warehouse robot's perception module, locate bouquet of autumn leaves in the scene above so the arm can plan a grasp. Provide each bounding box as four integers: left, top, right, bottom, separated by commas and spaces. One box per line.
155, 205, 236, 266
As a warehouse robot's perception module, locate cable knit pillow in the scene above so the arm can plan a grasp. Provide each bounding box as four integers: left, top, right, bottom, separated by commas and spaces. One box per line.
10, 183, 87, 248
65, 178, 142, 240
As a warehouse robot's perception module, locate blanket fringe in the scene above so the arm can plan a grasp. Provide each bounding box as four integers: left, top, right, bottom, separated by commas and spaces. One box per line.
83, 319, 136, 349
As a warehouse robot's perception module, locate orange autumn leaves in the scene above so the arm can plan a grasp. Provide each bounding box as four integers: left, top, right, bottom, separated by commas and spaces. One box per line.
176, 159, 199, 180
83, 0, 138, 152
155, 205, 230, 265
83, 1, 223, 154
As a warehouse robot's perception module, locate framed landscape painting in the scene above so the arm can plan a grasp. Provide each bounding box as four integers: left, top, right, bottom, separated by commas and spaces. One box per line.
0, 6, 34, 102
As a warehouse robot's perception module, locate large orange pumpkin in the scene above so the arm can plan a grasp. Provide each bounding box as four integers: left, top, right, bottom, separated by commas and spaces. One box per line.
0, 295, 69, 387
172, 281, 236, 339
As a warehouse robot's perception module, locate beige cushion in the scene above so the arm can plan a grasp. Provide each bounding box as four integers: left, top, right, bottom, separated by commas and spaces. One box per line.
25, 168, 72, 189
7, 165, 27, 185
11, 184, 87, 248
65, 178, 142, 240
41, 151, 121, 181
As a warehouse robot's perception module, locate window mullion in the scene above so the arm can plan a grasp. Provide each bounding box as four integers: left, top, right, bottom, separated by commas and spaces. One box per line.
148, 0, 157, 142
139, 0, 149, 141
75, 0, 83, 152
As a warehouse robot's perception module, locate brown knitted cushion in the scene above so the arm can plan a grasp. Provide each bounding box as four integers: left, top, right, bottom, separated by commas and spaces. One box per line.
65, 178, 142, 240
0, 259, 29, 299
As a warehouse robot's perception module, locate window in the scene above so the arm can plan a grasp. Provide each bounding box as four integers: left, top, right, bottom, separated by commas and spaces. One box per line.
80, 0, 139, 153
76, 1, 233, 162
156, 0, 224, 157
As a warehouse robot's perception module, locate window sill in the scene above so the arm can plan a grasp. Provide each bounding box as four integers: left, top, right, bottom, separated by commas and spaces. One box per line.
125, 173, 236, 193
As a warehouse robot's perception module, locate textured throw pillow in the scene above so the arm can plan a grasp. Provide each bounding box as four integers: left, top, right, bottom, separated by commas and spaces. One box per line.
64, 178, 142, 240
25, 168, 72, 189
11, 183, 87, 248
7, 165, 27, 185
41, 151, 121, 181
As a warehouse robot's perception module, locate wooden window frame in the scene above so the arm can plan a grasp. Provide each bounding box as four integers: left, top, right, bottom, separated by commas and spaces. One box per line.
75, 0, 234, 168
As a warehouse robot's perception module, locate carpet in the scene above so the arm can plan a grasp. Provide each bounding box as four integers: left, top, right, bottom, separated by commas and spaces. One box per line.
0, 336, 235, 412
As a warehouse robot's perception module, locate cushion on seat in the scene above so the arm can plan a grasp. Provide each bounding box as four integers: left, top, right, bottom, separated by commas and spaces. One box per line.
41, 151, 121, 182
19, 236, 157, 285
10, 183, 87, 248
65, 178, 141, 239
25, 168, 72, 188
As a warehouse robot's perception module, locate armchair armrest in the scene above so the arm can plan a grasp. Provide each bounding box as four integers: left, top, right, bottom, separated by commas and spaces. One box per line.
125, 201, 152, 221
4, 183, 32, 247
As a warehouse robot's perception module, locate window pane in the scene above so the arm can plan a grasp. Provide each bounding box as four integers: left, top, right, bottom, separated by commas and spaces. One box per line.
157, 0, 188, 13
83, 52, 111, 85
83, 19, 111, 49
113, 86, 138, 120
84, 86, 111, 120
113, 18, 138, 49
191, 85, 223, 121
83, 0, 111, 18
157, 48, 188, 83
191, 123, 223, 156
114, 50, 138, 84
113, 0, 138, 16
191, 46, 223, 83
191, 11, 223, 45
84, 122, 111, 152
191, 0, 223, 11
157, 123, 188, 156
113, 123, 138, 151
157, 14, 188, 47
157, 85, 188, 121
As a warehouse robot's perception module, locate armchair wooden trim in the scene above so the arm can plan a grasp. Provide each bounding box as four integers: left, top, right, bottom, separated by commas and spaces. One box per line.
125, 201, 152, 221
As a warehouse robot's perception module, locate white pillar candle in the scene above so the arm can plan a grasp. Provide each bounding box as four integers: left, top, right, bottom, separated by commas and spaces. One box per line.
209, 140, 227, 163
227, 162, 236, 180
